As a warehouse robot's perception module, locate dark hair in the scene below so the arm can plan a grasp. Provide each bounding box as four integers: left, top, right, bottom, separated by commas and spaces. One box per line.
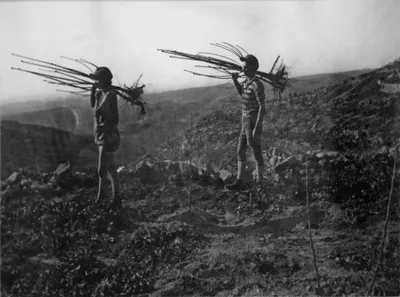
240, 54, 259, 71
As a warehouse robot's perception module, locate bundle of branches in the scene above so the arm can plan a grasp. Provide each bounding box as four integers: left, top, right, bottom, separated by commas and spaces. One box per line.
158, 42, 289, 93
11, 53, 146, 114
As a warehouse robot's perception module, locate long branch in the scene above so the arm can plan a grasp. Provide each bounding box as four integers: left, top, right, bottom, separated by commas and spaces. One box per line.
45, 80, 90, 91
210, 43, 241, 58
79, 58, 98, 69
222, 42, 244, 57
40, 73, 91, 85
270, 55, 281, 74
235, 44, 249, 55
198, 52, 239, 64
20, 60, 89, 78
184, 70, 231, 79
39, 68, 93, 84
11, 67, 89, 86
61, 56, 94, 73
14, 54, 90, 77
158, 47, 288, 91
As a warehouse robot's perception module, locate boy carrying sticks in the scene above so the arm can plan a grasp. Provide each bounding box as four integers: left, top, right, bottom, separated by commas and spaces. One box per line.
90, 67, 121, 207
226, 54, 266, 190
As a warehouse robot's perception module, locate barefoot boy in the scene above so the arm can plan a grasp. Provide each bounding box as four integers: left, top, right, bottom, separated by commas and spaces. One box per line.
90, 67, 121, 206
226, 54, 266, 190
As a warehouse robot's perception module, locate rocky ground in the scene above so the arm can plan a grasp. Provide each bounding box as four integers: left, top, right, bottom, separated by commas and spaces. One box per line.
1, 158, 399, 297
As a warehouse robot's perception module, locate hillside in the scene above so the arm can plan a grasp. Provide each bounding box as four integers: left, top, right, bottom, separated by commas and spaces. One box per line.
1, 107, 80, 134
0, 121, 96, 180
151, 64, 398, 169
0, 68, 373, 175
1, 62, 399, 297
287, 69, 372, 94
0, 68, 371, 131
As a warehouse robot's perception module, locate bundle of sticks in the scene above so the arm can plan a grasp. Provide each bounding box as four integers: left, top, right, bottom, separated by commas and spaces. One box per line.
11, 54, 146, 114
158, 42, 289, 93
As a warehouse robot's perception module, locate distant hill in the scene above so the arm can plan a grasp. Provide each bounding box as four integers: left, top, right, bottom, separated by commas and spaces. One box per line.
286, 69, 373, 94
1, 107, 80, 134
0, 68, 373, 118
1, 67, 386, 178
0, 120, 96, 180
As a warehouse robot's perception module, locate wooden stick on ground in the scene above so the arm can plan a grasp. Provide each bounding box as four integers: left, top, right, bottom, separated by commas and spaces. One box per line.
367, 148, 398, 296
306, 157, 322, 296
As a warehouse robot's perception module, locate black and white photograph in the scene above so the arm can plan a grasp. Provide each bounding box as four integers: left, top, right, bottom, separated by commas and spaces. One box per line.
0, 0, 399, 296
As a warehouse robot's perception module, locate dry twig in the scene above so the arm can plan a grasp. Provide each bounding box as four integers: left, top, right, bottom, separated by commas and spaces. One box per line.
11, 53, 146, 114
158, 42, 289, 93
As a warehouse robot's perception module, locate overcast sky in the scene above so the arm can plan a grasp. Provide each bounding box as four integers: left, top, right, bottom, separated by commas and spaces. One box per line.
1, 0, 399, 103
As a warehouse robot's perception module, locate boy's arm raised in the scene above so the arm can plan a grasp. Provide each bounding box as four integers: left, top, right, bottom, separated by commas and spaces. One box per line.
232, 72, 243, 96
90, 84, 97, 108
95, 89, 118, 124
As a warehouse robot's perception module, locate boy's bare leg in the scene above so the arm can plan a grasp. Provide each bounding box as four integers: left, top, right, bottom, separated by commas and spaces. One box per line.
226, 126, 247, 190
107, 152, 121, 206
96, 145, 108, 202
250, 135, 264, 186
237, 130, 247, 180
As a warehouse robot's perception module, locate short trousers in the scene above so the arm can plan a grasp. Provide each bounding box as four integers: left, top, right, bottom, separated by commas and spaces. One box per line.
240, 113, 262, 144
95, 124, 121, 153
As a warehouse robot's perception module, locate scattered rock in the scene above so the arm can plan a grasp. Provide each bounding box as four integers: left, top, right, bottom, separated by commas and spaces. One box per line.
47, 161, 79, 190
100, 257, 118, 267
269, 156, 278, 167
53, 161, 72, 178
5, 172, 22, 186
327, 203, 344, 220
135, 161, 165, 184
273, 156, 303, 173
294, 222, 307, 231
218, 170, 235, 184
20, 178, 33, 188
73, 172, 97, 188
29, 254, 60, 266
116, 166, 126, 173
315, 151, 339, 159
208, 174, 221, 186
30, 181, 53, 194
135, 160, 204, 184
201, 162, 215, 175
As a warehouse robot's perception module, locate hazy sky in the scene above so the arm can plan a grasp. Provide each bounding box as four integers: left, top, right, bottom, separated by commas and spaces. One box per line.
1, 0, 399, 103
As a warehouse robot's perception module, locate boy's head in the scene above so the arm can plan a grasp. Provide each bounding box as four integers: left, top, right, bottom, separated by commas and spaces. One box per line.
240, 54, 259, 77
90, 67, 113, 88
